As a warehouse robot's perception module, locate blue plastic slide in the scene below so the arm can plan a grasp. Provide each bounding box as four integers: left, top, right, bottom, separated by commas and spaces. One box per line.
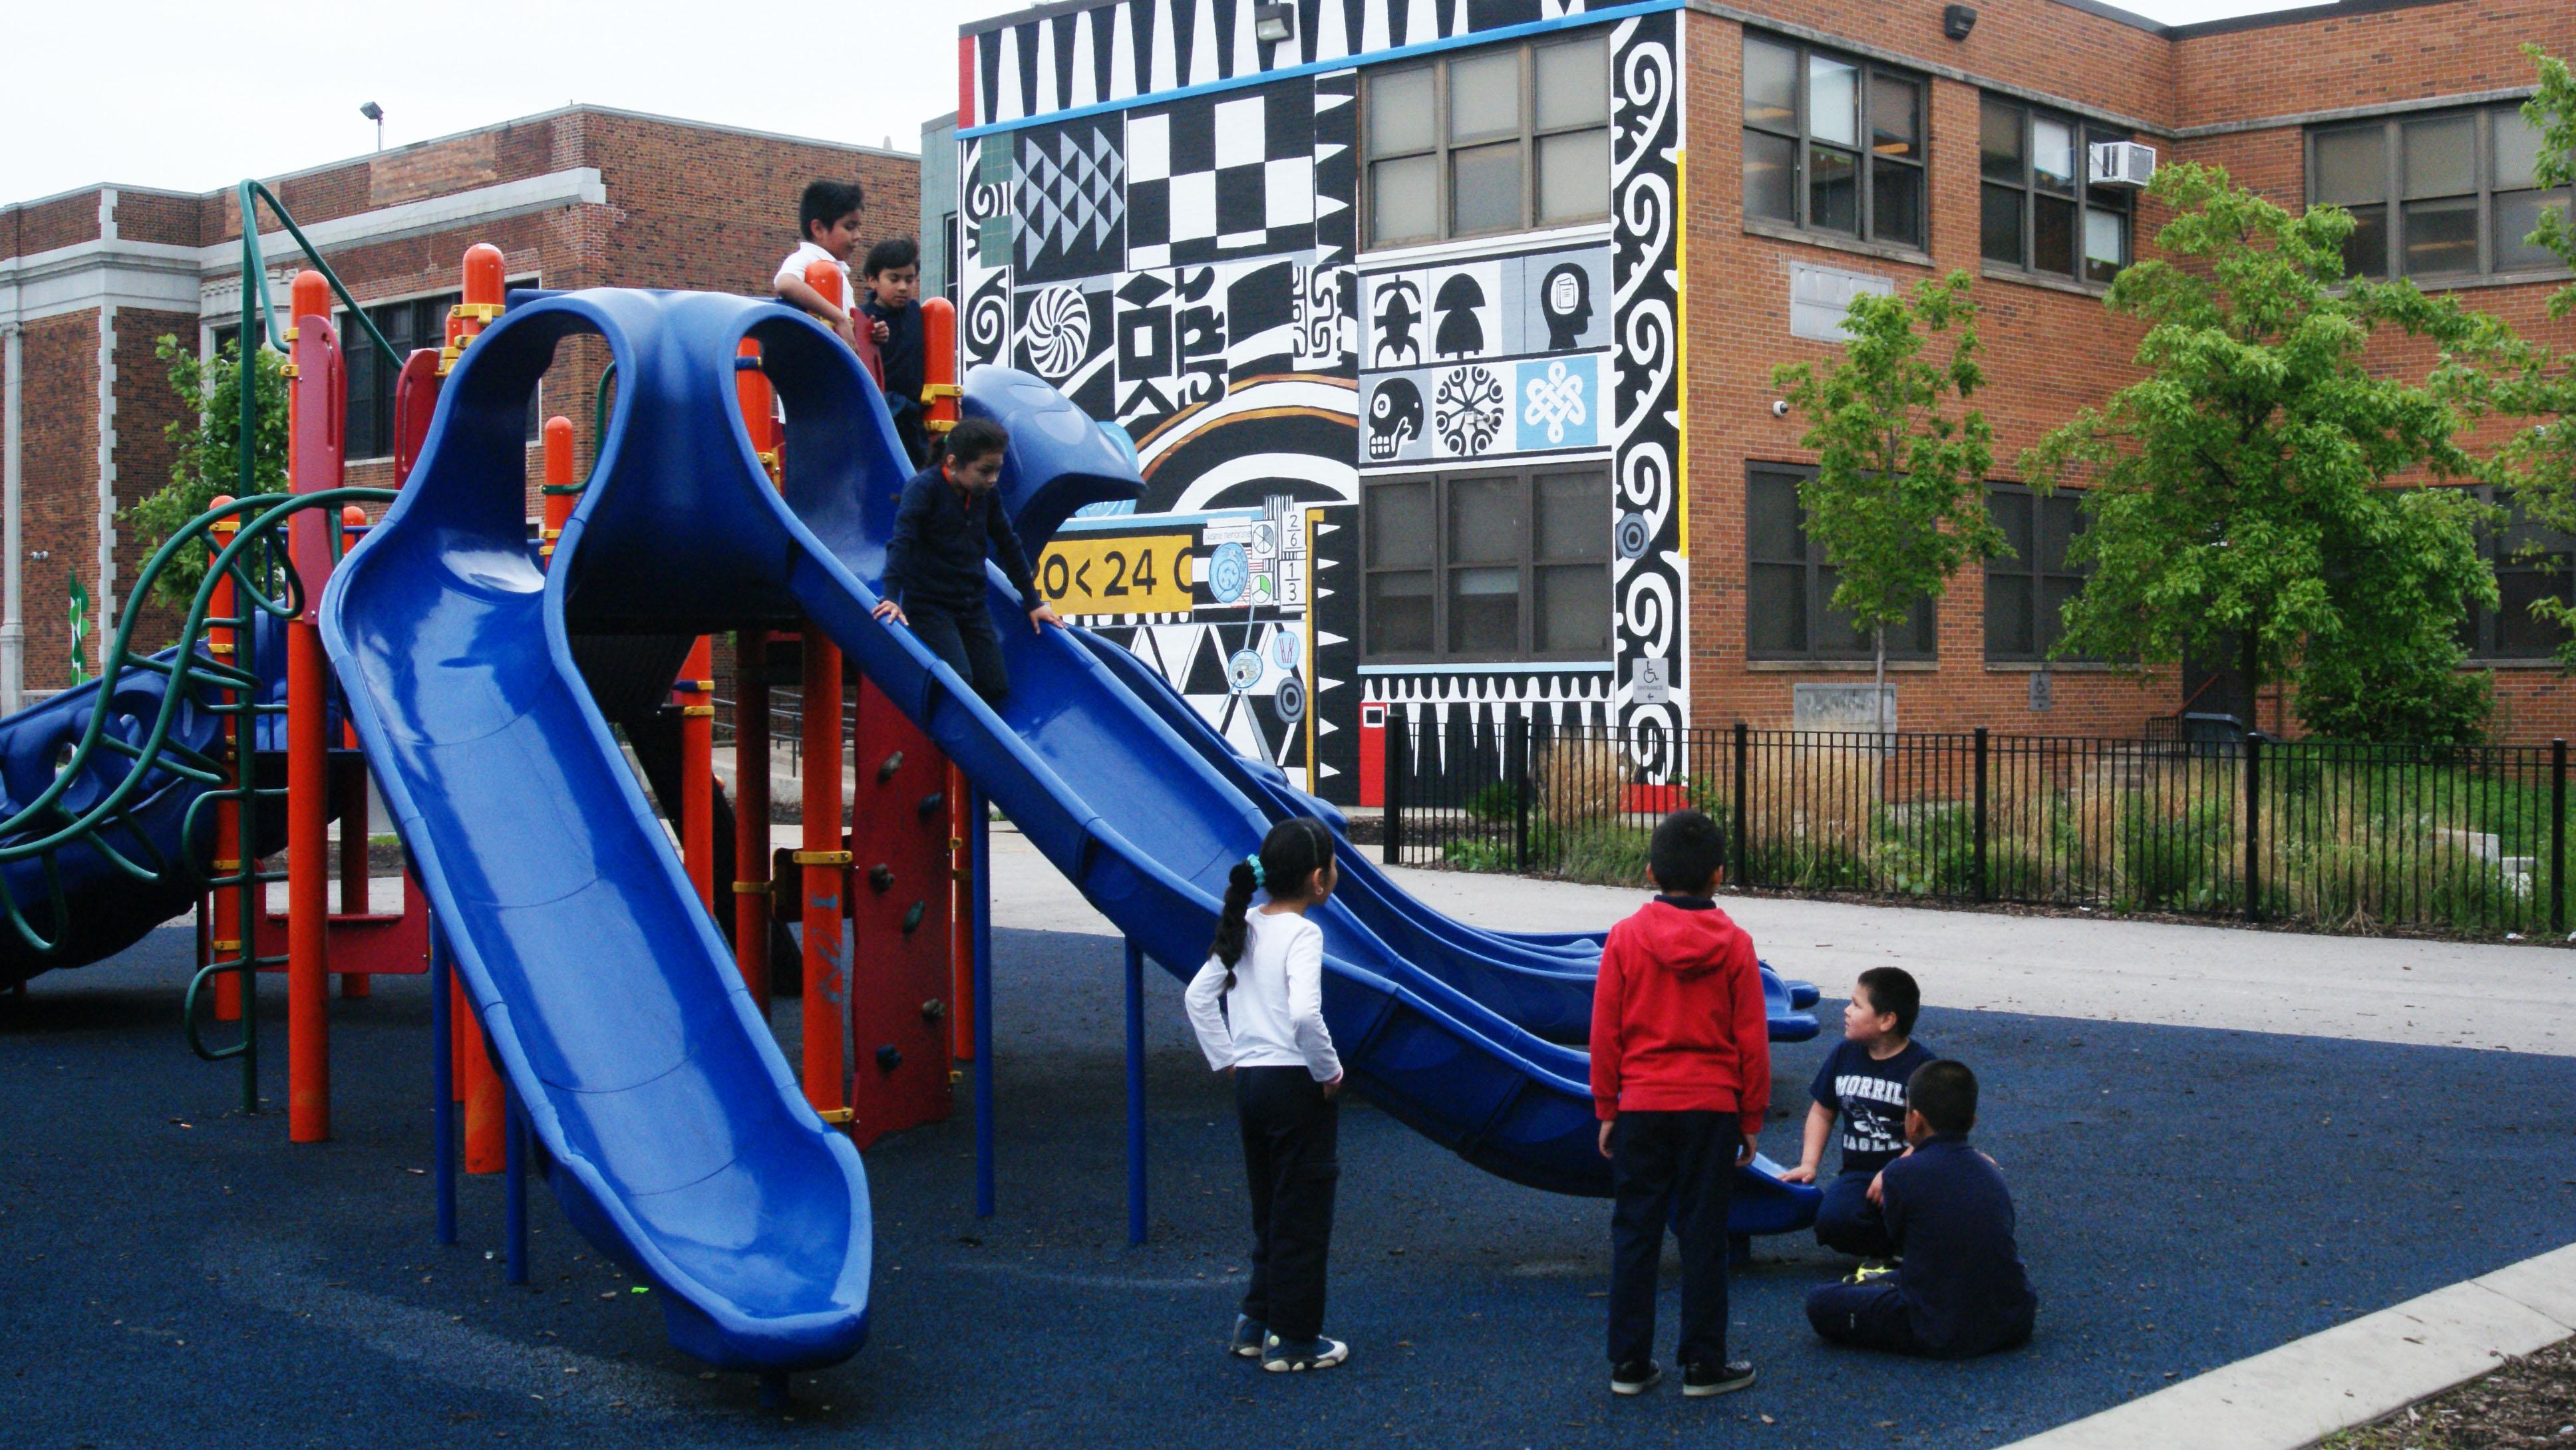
321, 288, 1815, 1374
1068, 626, 1821, 1041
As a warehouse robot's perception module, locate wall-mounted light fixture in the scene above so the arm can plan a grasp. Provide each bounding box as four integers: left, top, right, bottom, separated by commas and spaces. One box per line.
1942, 5, 1978, 40
1253, 3, 1295, 45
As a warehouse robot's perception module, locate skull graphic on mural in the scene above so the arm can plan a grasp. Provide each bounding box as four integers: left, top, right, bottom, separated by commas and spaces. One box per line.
1367, 376, 1424, 461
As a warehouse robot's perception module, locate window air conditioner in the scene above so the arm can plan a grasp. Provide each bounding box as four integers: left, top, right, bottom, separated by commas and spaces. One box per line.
2089, 140, 2156, 189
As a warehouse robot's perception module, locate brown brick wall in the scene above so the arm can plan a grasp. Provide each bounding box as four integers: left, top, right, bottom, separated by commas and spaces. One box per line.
2174, 0, 2545, 130
1683, 9, 2174, 738
112, 192, 203, 248
19, 313, 100, 690
1677, 3, 2576, 744
110, 309, 204, 656
5, 193, 104, 259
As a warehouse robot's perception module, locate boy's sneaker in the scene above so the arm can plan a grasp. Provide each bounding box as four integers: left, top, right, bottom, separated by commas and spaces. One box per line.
1229, 1315, 1267, 1359
1261, 1334, 1350, 1372
1610, 1360, 1663, 1396
1847, 1260, 1899, 1284
1683, 1360, 1757, 1398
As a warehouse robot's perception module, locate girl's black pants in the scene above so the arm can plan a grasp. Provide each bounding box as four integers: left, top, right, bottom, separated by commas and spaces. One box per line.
1235, 1065, 1340, 1343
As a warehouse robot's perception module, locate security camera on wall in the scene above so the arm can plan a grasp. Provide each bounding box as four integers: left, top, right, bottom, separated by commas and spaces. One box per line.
1771, 399, 1791, 418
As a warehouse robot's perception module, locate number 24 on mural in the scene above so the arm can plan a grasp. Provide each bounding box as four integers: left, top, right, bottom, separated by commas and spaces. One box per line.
1038, 535, 1195, 615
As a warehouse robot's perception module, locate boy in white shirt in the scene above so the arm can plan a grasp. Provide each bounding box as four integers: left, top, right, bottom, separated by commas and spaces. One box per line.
1186, 817, 1349, 1374
774, 180, 886, 351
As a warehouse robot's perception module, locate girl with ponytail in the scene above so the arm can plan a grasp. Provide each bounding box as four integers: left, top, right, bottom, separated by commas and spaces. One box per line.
1184, 816, 1350, 1374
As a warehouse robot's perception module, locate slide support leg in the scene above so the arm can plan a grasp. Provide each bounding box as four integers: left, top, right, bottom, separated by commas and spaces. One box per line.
430, 918, 456, 1246
505, 1100, 530, 1285
972, 786, 994, 1219
1124, 935, 1146, 1247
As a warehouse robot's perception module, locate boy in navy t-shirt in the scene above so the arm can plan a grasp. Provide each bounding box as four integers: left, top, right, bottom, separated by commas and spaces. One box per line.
1779, 966, 1931, 1262
858, 237, 930, 468
1806, 1060, 2036, 1360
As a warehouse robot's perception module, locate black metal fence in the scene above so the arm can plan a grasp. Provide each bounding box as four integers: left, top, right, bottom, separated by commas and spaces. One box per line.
1382, 717, 2574, 941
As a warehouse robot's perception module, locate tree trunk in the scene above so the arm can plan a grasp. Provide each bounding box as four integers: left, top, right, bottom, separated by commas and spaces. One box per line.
1873, 625, 1889, 749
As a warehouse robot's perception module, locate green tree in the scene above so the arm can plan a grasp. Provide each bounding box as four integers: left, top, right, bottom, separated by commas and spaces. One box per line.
2436, 47, 2576, 663
2024, 161, 2497, 744
1774, 271, 2005, 739
128, 334, 287, 609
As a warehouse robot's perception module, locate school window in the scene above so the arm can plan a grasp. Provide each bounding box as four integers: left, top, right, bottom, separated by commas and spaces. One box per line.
1746, 462, 1935, 662
339, 291, 543, 460
1361, 465, 1612, 663
1980, 96, 2133, 285
1741, 35, 1925, 251
2311, 105, 2573, 281
1983, 484, 2094, 663
2461, 488, 2576, 662
1363, 33, 1611, 248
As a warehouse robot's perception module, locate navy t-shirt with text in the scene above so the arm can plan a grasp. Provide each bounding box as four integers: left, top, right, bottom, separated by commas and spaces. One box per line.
1810, 1038, 1934, 1177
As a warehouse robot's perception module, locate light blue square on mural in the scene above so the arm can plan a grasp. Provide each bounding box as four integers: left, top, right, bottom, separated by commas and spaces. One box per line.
1514, 355, 1599, 451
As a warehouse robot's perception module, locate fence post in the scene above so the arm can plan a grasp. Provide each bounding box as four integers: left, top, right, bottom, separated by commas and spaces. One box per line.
1511, 714, 1531, 875
2553, 739, 2567, 937
2243, 732, 2263, 923
1973, 727, 1990, 905
1383, 711, 1406, 867
1731, 722, 1750, 889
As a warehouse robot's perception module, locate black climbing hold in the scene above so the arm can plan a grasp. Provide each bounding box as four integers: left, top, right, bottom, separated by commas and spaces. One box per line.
877, 750, 903, 782
901, 900, 927, 934
875, 1044, 903, 1073
916, 790, 945, 818
868, 864, 894, 893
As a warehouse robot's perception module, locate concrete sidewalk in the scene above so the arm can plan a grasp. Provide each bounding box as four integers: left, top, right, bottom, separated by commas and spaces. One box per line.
981, 827, 2576, 1058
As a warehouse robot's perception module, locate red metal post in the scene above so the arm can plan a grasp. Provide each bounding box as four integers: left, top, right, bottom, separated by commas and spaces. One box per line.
800, 635, 850, 1123
806, 257, 880, 386
208, 499, 243, 1023
540, 416, 575, 565
920, 296, 961, 444
733, 636, 772, 1010
680, 636, 716, 913
285, 271, 337, 1143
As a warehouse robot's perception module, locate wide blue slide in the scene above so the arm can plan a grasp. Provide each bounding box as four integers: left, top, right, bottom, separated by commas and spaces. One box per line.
321, 287, 1817, 1375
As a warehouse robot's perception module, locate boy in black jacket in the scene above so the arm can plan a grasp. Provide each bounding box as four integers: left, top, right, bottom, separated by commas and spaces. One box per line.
860, 237, 930, 468
1805, 1060, 2036, 1359
871, 417, 1062, 704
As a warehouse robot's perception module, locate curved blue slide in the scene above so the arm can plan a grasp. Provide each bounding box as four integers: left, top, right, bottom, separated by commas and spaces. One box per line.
321, 287, 1816, 1375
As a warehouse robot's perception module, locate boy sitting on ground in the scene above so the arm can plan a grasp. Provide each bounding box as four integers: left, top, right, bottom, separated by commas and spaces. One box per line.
1591, 809, 1769, 1401
858, 237, 930, 468
1779, 967, 1932, 1264
1806, 1060, 2037, 1359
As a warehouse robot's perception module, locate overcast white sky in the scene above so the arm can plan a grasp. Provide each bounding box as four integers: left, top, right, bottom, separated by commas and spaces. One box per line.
3, 0, 2325, 204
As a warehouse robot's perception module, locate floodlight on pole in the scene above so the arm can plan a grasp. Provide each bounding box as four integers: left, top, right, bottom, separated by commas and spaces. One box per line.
360, 102, 384, 152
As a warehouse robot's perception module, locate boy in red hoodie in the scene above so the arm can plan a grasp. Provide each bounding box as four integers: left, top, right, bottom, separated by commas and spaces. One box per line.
1592, 809, 1770, 1400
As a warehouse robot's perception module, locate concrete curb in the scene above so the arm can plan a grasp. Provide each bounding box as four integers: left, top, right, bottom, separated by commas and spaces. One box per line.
1999, 1242, 2576, 1449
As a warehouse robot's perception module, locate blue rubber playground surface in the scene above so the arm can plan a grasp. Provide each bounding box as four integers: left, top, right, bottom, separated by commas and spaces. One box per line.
5, 919, 2574, 1447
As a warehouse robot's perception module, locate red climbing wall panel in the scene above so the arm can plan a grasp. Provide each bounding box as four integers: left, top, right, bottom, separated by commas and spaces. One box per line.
842, 676, 957, 1147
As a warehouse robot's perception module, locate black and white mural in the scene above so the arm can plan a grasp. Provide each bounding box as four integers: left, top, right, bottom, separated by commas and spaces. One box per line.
957, 2, 1683, 802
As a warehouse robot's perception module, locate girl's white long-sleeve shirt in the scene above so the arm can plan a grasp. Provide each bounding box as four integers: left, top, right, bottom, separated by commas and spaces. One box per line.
1184, 908, 1341, 1082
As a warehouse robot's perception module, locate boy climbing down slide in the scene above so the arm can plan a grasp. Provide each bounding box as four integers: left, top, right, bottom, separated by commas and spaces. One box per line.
1806, 1060, 2038, 1360
872, 417, 1064, 705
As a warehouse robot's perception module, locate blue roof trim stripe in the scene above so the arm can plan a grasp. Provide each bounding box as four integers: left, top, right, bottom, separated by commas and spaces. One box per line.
957, 0, 1681, 139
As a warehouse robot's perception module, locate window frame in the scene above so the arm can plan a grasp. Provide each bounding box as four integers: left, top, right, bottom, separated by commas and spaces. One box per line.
2460, 486, 2576, 663
1361, 33, 1613, 249
1979, 94, 2134, 287
1745, 461, 1937, 663
1981, 482, 2096, 664
2308, 104, 2576, 283
1359, 462, 1615, 666
336, 283, 543, 462
1740, 33, 1928, 251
